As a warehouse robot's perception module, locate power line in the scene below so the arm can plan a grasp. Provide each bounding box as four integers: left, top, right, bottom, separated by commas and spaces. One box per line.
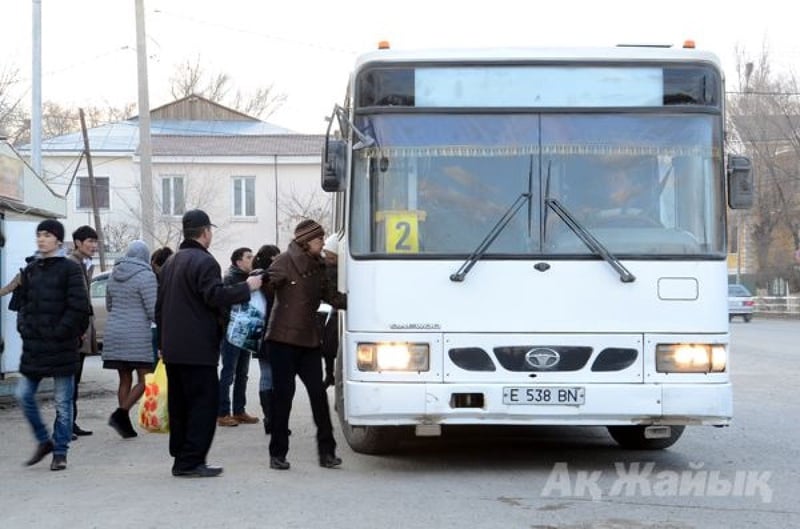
726, 91, 800, 96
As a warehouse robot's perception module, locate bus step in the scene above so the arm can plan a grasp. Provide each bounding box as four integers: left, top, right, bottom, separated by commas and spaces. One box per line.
644, 426, 672, 439
415, 424, 442, 437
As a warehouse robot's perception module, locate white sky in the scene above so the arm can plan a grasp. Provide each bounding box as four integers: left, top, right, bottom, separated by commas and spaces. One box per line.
2, 0, 798, 134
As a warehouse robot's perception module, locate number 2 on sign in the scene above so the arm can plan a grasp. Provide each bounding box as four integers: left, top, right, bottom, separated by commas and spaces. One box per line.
385, 213, 419, 253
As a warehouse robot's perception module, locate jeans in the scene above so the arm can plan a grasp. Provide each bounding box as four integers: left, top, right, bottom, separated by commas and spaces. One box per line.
258, 357, 273, 392
16, 374, 75, 456
218, 339, 251, 416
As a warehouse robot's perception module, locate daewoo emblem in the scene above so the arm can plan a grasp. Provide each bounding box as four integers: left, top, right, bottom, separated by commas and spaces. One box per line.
525, 348, 560, 369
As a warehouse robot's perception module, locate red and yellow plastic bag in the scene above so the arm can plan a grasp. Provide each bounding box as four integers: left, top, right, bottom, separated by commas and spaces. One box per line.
138, 359, 169, 433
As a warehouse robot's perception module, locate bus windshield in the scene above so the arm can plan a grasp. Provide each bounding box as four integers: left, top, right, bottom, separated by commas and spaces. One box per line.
350, 113, 724, 258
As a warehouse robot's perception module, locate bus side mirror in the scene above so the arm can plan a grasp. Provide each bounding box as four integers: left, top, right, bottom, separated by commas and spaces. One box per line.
321, 139, 346, 192
727, 155, 753, 209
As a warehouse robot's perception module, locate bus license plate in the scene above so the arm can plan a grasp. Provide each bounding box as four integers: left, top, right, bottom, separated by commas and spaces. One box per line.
503, 386, 585, 406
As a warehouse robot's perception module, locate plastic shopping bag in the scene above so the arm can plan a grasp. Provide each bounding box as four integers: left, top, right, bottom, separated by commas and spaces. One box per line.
138, 359, 169, 433
226, 290, 267, 353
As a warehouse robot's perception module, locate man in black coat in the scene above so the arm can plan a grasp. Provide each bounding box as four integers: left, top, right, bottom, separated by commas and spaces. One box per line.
12, 219, 91, 471
156, 210, 262, 478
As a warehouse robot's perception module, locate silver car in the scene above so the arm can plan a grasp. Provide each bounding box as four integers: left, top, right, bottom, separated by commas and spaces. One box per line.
90, 271, 110, 349
728, 283, 754, 323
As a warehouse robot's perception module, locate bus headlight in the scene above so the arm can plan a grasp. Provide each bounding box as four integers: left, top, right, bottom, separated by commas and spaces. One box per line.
655, 344, 727, 373
356, 343, 430, 372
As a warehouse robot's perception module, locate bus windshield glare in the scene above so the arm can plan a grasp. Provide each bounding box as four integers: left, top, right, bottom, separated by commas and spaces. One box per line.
349, 113, 724, 257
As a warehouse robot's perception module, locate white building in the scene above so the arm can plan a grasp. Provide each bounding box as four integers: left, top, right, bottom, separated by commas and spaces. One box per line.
26, 94, 328, 268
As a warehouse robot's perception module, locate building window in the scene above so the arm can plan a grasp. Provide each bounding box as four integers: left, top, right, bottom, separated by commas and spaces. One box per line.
232, 176, 255, 217
161, 176, 185, 216
76, 177, 110, 210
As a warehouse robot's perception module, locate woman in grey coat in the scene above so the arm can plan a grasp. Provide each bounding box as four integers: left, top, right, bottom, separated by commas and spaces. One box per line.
102, 240, 157, 438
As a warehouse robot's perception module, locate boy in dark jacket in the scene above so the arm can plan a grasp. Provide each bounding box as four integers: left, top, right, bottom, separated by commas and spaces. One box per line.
12, 219, 91, 471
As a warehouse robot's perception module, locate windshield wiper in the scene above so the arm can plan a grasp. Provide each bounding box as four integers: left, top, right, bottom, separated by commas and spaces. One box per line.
546, 198, 636, 283
450, 192, 531, 282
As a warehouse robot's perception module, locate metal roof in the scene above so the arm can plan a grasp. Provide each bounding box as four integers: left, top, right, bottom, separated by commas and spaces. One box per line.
148, 134, 324, 157
33, 119, 295, 153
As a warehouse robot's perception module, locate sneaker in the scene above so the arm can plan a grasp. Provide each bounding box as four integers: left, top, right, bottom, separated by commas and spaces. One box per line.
269, 457, 290, 470
319, 453, 342, 468
25, 440, 54, 466
217, 415, 239, 427
171, 464, 223, 478
50, 454, 67, 471
232, 412, 260, 424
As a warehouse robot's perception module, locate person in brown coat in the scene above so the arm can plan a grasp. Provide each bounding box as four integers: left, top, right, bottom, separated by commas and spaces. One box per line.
265, 219, 346, 470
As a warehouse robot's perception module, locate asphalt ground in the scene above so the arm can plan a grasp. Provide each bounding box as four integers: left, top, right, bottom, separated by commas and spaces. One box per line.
0, 354, 347, 529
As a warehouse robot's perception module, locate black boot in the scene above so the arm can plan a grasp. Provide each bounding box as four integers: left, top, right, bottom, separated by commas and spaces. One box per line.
120, 409, 138, 438
259, 390, 272, 435
109, 408, 137, 439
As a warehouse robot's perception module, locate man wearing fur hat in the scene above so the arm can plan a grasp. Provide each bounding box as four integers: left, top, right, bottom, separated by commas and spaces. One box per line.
264, 219, 347, 470
12, 219, 91, 471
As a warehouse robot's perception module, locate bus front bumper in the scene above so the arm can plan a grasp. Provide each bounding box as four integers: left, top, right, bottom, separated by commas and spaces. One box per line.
344, 382, 732, 427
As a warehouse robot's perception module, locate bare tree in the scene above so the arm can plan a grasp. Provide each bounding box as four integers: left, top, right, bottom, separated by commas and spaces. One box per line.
278, 186, 333, 236
103, 221, 140, 253
728, 45, 800, 290
0, 64, 27, 142
169, 55, 286, 119
13, 101, 136, 146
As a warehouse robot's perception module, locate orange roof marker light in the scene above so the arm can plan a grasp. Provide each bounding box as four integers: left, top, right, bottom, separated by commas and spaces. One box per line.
378, 40, 391, 50
683, 39, 696, 49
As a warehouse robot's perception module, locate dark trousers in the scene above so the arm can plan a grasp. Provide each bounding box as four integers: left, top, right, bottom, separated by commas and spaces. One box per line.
72, 353, 87, 425
165, 363, 219, 471
268, 341, 336, 459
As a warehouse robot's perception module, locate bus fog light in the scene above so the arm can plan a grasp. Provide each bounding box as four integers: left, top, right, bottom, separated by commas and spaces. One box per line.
656, 344, 727, 373
356, 343, 430, 371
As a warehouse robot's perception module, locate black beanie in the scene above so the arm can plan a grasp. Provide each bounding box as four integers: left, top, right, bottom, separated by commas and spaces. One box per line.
36, 219, 65, 242
294, 219, 324, 244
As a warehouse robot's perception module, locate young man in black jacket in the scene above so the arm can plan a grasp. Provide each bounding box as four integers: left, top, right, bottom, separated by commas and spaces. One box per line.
12, 220, 91, 471
156, 210, 262, 478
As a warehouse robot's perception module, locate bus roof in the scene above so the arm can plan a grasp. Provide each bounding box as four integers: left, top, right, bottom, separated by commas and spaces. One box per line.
353, 46, 722, 70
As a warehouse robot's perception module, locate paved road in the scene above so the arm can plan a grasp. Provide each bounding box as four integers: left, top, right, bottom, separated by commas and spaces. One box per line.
1, 320, 798, 528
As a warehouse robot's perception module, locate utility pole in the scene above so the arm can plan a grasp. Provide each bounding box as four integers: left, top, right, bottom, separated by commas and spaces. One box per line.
79, 108, 108, 271
135, 0, 155, 248
31, 0, 42, 176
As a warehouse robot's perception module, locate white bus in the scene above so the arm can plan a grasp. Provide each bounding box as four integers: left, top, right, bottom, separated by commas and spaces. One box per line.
321, 44, 753, 453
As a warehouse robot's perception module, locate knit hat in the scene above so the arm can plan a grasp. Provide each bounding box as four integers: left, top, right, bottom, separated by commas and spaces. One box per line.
294, 219, 324, 244
36, 219, 65, 242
